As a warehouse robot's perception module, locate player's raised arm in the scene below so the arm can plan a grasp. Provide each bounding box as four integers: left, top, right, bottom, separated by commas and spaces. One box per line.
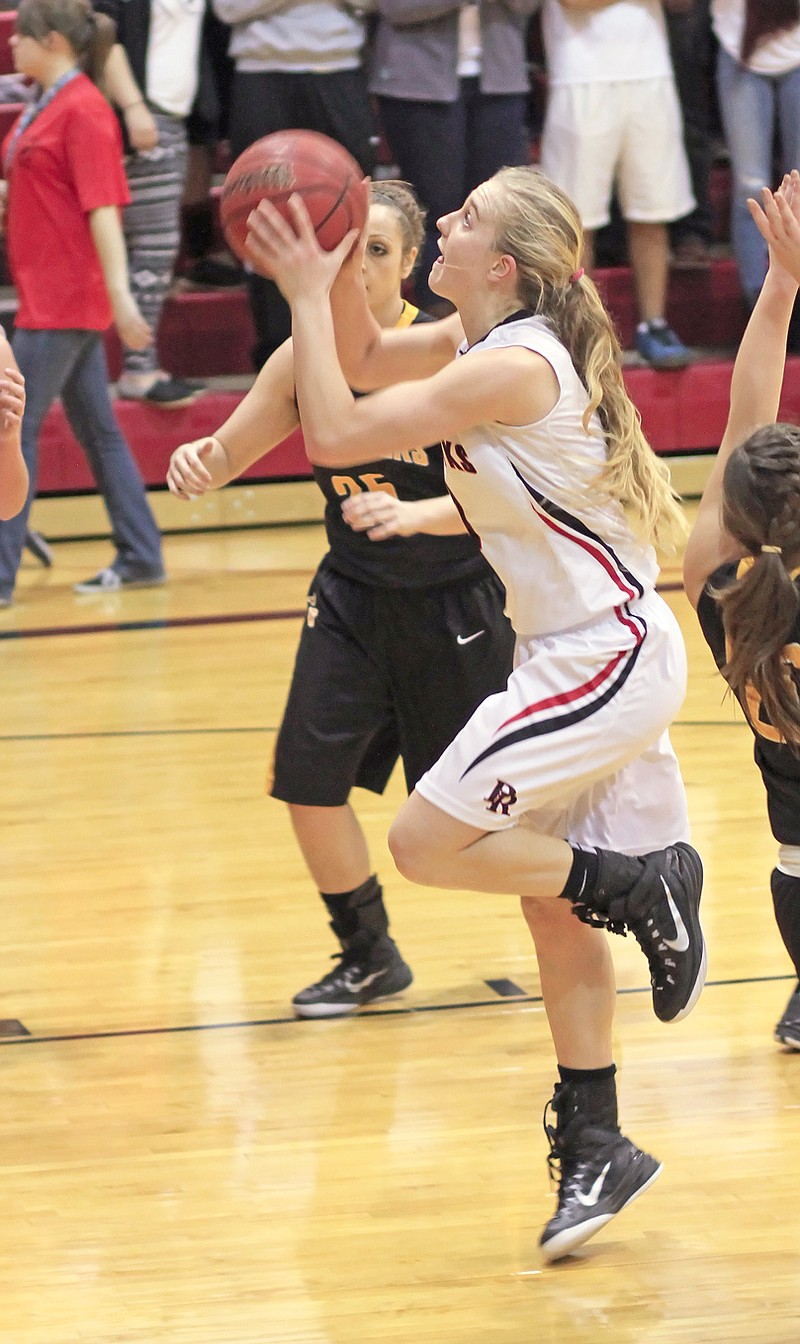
329, 232, 463, 388
683, 173, 800, 608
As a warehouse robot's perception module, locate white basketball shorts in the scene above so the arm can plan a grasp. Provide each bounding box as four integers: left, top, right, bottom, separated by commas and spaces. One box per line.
540, 78, 695, 229
415, 591, 690, 855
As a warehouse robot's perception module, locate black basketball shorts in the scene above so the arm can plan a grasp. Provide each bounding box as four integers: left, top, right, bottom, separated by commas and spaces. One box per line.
269, 559, 515, 807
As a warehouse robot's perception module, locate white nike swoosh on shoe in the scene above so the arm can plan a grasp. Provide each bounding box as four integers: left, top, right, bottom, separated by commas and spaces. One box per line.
456, 630, 485, 645
575, 1160, 612, 1208
661, 876, 691, 952
345, 969, 388, 993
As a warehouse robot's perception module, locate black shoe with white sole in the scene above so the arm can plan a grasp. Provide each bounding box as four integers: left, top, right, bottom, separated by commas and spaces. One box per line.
539, 1078, 661, 1262
540, 1122, 662, 1262
569, 842, 706, 1024
292, 933, 413, 1019
623, 843, 706, 1023
775, 982, 800, 1049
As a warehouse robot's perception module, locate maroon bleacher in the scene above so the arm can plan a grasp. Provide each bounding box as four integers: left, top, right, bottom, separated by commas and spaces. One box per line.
0, 11, 14, 74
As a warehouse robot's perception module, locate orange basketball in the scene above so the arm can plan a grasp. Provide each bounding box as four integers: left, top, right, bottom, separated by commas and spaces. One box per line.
219, 130, 369, 265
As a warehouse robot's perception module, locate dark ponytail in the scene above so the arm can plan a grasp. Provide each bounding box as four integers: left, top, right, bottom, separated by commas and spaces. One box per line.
714, 425, 800, 746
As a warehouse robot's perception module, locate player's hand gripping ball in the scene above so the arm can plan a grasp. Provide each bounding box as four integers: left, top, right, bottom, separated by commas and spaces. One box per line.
220, 129, 368, 265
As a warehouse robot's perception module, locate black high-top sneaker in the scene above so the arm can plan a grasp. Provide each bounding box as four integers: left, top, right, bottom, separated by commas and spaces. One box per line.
775, 982, 800, 1048
291, 930, 413, 1018
568, 842, 706, 1024
539, 1080, 662, 1263
292, 877, 413, 1018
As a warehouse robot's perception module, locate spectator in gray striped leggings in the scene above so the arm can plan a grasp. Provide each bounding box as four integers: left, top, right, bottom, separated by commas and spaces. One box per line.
98, 0, 207, 408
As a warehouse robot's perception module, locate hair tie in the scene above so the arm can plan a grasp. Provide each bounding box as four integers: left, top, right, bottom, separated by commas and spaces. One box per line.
761, 544, 783, 554
569, 268, 585, 285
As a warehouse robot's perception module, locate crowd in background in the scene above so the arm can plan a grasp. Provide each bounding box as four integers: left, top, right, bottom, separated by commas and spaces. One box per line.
3, 0, 800, 378
178, 0, 800, 373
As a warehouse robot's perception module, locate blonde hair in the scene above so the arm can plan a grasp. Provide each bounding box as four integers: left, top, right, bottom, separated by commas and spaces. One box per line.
491, 167, 686, 551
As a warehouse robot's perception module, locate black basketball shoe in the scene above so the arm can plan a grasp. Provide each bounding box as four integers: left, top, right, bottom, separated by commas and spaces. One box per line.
540, 1123, 662, 1262
623, 843, 706, 1024
539, 1078, 661, 1262
292, 932, 413, 1019
775, 983, 800, 1049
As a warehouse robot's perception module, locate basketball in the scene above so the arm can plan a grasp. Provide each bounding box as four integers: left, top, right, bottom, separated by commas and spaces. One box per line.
219, 130, 369, 265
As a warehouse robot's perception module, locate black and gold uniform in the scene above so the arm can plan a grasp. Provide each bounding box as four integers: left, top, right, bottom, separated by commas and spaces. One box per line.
698, 559, 800, 1044
270, 303, 515, 807
698, 559, 800, 848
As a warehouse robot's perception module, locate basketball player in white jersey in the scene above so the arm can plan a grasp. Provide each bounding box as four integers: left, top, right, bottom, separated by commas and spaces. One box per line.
244, 165, 707, 1262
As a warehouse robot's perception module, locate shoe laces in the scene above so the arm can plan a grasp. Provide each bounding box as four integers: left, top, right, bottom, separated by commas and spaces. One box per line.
313, 945, 368, 990
543, 1096, 614, 1195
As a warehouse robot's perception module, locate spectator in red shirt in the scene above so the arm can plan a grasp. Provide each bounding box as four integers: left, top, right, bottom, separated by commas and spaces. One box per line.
0, 0, 165, 605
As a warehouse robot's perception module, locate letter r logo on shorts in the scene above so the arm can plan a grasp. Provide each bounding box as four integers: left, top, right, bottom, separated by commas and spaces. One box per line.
484, 780, 518, 816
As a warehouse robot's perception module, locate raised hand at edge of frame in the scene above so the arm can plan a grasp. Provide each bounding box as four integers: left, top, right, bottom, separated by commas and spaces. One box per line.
0, 364, 25, 436
747, 170, 800, 287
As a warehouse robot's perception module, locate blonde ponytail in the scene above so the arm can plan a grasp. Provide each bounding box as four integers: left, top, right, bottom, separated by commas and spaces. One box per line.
492, 167, 686, 551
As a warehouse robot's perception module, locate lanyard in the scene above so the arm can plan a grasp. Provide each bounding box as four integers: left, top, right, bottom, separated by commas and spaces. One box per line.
4, 66, 81, 171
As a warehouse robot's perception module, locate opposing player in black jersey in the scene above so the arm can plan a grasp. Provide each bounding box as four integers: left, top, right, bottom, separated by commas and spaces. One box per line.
684, 171, 800, 1048
167, 181, 515, 1017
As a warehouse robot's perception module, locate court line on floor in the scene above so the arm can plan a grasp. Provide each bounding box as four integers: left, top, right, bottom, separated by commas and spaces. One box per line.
0, 973, 792, 1048
0, 718, 747, 744
0, 580, 686, 643
0, 608, 306, 640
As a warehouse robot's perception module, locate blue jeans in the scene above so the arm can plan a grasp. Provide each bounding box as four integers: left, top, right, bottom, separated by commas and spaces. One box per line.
716, 46, 800, 303
0, 329, 163, 601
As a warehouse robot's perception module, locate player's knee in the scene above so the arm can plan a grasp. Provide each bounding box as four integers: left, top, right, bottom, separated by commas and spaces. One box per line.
388, 812, 429, 885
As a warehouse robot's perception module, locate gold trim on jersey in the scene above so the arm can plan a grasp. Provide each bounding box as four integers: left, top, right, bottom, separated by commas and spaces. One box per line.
395, 300, 420, 329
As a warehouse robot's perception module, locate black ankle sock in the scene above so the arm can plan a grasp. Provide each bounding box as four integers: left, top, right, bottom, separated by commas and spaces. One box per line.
561, 845, 644, 913
558, 1063, 616, 1086
561, 846, 601, 903
555, 1064, 619, 1133
320, 874, 383, 941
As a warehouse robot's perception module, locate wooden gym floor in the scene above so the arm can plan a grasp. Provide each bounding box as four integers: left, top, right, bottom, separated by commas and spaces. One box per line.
2, 510, 799, 1343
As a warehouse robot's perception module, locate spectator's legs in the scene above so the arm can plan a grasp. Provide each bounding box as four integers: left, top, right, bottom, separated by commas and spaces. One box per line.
230, 70, 376, 368
60, 335, 163, 577
776, 63, 800, 182
716, 46, 775, 306
118, 112, 190, 390
627, 220, 671, 323
666, 0, 714, 256
0, 329, 83, 603
377, 95, 467, 312
463, 83, 529, 189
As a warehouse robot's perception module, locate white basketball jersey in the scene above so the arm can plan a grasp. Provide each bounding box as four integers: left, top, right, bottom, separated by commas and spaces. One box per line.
445, 314, 659, 640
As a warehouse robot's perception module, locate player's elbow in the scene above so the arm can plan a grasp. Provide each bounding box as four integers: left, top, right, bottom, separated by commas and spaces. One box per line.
302, 430, 345, 467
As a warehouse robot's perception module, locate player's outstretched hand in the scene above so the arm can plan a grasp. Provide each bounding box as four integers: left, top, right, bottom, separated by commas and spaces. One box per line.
167, 437, 219, 500
244, 194, 361, 304
748, 170, 800, 286
0, 364, 25, 436
342, 491, 419, 541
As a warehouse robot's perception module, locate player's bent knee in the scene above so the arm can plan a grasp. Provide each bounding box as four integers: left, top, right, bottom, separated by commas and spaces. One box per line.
388, 814, 432, 885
